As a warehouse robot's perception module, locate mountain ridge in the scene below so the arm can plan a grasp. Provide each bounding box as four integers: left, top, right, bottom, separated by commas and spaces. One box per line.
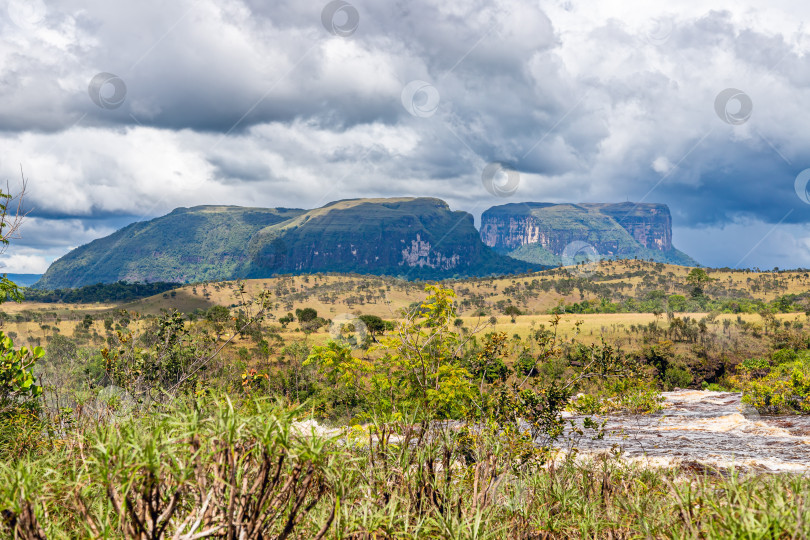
33, 198, 696, 289
34, 198, 541, 289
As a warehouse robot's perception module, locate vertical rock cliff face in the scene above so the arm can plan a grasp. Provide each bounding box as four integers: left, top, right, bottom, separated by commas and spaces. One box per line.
247, 198, 537, 278
34, 197, 543, 288
480, 202, 693, 265
581, 202, 672, 251
249, 199, 482, 275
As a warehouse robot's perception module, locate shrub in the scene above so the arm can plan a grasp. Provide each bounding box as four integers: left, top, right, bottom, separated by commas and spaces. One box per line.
664, 366, 693, 390
295, 307, 318, 323
772, 348, 799, 365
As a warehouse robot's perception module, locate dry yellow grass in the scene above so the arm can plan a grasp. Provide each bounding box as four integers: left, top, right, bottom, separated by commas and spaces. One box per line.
4, 259, 809, 350
115, 260, 810, 320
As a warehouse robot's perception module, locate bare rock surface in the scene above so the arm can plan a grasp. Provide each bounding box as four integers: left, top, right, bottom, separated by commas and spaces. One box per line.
562, 390, 810, 473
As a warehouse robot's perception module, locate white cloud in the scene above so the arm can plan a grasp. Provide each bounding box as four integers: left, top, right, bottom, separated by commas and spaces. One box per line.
1, 0, 810, 268
652, 156, 674, 175
0, 253, 50, 273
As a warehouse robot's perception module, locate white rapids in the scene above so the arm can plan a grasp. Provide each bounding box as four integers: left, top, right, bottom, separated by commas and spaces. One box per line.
561, 390, 810, 473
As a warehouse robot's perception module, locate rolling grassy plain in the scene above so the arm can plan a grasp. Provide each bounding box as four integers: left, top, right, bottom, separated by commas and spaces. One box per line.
7, 259, 809, 368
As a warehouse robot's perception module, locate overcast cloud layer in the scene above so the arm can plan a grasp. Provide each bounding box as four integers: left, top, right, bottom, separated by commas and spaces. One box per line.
2, 0, 810, 273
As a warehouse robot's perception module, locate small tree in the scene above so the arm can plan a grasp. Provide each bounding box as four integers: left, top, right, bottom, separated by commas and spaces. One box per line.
686, 268, 713, 298
305, 340, 371, 418
205, 305, 231, 335
279, 313, 294, 328
295, 307, 318, 323
358, 314, 386, 342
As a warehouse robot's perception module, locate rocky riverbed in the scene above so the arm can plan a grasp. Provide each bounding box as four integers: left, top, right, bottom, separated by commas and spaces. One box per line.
294, 390, 810, 473
562, 390, 810, 473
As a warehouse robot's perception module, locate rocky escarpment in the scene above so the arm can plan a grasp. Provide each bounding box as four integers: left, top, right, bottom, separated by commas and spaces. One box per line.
480, 202, 695, 266
247, 198, 532, 279
35, 198, 539, 288
34, 198, 697, 289
581, 202, 672, 251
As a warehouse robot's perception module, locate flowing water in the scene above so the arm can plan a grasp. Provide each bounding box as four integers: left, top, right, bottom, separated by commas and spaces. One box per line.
294, 390, 810, 473
562, 390, 810, 473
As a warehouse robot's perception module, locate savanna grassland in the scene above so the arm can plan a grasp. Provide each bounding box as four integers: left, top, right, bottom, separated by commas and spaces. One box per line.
3, 260, 810, 538
7, 260, 810, 382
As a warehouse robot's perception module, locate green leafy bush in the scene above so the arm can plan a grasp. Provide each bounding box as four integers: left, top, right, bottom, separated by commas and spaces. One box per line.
731, 349, 810, 414
664, 366, 693, 390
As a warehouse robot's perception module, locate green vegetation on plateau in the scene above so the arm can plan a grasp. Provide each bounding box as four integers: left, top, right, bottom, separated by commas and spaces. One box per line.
33, 199, 706, 291
35, 198, 541, 289
248, 197, 536, 279
34, 205, 305, 289
482, 202, 697, 266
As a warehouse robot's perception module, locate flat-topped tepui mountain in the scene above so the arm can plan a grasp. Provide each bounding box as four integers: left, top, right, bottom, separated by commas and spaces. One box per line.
480, 202, 696, 266
244, 198, 529, 279
33, 198, 696, 289
33, 198, 540, 289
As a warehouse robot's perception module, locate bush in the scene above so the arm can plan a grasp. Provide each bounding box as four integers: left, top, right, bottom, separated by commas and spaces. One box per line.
732, 357, 810, 414
664, 366, 693, 390
773, 348, 799, 365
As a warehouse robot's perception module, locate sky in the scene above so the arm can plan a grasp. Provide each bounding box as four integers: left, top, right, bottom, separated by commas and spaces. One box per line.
2, 0, 810, 273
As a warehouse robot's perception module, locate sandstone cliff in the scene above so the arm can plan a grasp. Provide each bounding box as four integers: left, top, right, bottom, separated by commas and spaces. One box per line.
480, 202, 695, 266
247, 198, 532, 279
36, 199, 539, 288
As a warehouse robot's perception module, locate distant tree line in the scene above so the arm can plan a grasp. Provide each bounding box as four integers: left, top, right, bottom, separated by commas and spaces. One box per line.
22, 281, 181, 304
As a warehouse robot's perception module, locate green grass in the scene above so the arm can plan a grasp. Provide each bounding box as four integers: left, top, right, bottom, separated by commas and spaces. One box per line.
4, 397, 809, 538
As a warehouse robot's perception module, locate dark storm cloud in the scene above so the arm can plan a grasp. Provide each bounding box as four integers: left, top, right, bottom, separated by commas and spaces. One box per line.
0, 0, 561, 136
3, 0, 810, 271
17, 216, 125, 249
208, 155, 273, 183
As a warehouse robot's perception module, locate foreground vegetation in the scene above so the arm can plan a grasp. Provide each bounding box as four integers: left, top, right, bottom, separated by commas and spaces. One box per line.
3, 259, 810, 536
6, 397, 810, 539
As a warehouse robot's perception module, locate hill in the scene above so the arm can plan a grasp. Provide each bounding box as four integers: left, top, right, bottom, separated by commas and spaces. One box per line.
481, 202, 696, 266
34, 198, 539, 289
34, 206, 304, 289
